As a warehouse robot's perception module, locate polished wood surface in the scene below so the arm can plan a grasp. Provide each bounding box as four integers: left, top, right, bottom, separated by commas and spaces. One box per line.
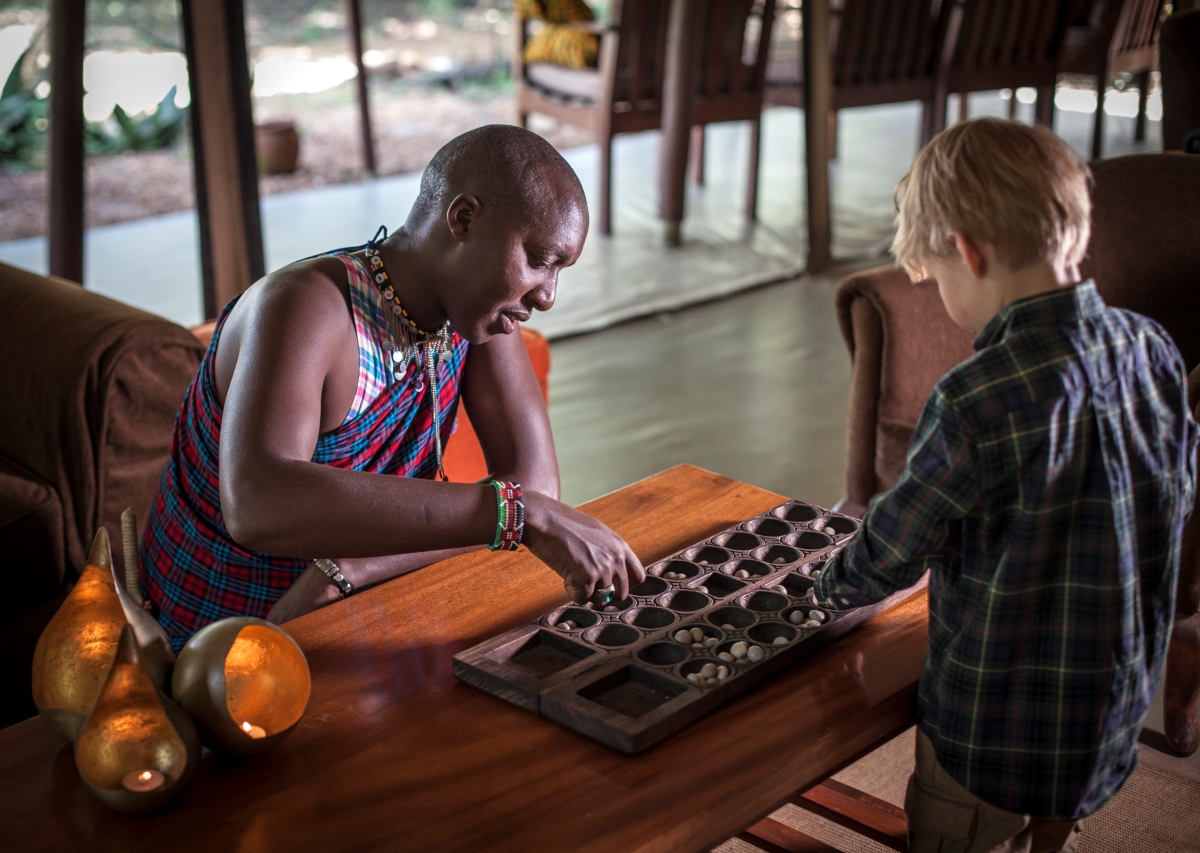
0, 465, 927, 853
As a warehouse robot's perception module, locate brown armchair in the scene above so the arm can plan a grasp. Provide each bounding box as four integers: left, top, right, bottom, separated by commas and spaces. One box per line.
0, 261, 204, 728
835, 152, 1200, 755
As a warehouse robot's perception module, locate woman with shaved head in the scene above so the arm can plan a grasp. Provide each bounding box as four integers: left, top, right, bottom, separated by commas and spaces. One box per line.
140, 125, 643, 649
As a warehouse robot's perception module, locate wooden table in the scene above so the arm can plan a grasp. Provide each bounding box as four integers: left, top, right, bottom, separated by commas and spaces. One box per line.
0, 465, 927, 853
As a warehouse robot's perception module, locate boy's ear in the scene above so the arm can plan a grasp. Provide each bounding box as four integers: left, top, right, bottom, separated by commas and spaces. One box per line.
446, 193, 482, 243
951, 233, 988, 279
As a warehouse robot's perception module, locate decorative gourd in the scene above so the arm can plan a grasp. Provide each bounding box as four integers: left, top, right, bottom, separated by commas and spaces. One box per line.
172, 617, 311, 754
74, 625, 199, 814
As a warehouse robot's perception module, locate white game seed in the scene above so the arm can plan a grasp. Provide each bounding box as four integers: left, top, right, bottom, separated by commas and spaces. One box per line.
773, 557, 786, 564
698, 560, 710, 566
690, 627, 705, 642
718, 652, 734, 662
697, 586, 709, 594
804, 620, 821, 629
704, 637, 719, 647
603, 605, 618, 613
705, 677, 718, 685
747, 645, 765, 662
557, 623, 570, 631
824, 527, 835, 535
717, 665, 730, 680
731, 641, 749, 659
692, 642, 704, 649
788, 611, 804, 625
721, 623, 735, 631
674, 630, 691, 644
772, 636, 788, 646
687, 673, 700, 684
735, 569, 750, 579
700, 663, 717, 678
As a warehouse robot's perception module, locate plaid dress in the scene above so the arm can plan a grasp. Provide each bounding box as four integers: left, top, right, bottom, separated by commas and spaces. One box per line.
141, 253, 469, 650
816, 281, 1197, 819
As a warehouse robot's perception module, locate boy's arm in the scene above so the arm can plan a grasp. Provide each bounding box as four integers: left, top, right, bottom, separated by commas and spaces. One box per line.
815, 389, 980, 610
458, 325, 560, 499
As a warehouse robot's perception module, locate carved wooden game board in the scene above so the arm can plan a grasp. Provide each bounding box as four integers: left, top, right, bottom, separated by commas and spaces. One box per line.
453, 501, 924, 753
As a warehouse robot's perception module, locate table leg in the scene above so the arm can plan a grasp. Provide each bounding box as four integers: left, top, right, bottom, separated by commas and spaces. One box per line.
802, 0, 833, 272
659, 0, 702, 247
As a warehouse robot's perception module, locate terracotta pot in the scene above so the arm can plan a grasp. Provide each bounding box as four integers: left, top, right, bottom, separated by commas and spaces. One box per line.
255, 120, 300, 175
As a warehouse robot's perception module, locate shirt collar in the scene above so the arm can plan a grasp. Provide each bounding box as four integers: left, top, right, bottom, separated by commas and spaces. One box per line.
973, 279, 1104, 351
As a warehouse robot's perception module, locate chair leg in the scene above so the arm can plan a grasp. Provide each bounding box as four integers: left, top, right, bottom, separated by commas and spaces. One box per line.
518, 110, 529, 130
599, 132, 613, 235
1165, 610, 1200, 757
689, 125, 705, 185
746, 117, 761, 221
1037, 84, 1056, 129
1091, 76, 1106, 160
1134, 69, 1150, 142
827, 110, 838, 160
1008, 89, 1018, 119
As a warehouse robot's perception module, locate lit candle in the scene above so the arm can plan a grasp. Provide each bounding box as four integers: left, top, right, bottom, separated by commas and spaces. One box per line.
121, 769, 165, 792
241, 721, 267, 739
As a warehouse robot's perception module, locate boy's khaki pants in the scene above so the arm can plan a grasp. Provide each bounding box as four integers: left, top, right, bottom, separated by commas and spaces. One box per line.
905, 731, 1082, 853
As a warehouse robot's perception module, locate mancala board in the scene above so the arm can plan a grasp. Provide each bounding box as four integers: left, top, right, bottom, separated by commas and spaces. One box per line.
452, 500, 926, 753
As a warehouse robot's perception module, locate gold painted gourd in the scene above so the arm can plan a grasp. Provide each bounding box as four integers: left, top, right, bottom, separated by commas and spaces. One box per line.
74, 624, 199, 814
31, 528, 175, 742
172, 617, 311, 754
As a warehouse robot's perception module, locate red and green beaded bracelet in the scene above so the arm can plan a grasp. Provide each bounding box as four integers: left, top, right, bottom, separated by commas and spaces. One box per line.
489, 480, 524, 551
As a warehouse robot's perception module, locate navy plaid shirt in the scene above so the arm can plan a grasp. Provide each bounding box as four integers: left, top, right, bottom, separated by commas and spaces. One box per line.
815, 281, 1197, 819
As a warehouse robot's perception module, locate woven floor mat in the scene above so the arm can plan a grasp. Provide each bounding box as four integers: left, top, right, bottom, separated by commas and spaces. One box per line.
716, 727, 1200, 853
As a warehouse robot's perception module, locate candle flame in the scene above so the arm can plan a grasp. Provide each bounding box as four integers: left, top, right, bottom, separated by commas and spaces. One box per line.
139, 770, 153, 782
242, 721, 252, 733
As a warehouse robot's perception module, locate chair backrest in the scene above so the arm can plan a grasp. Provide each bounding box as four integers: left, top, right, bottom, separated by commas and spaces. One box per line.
948, 0, 1072, 92
607, 0, 673, 117
694, 0, 777, 111
1111, 0, 1166, 60
1083, 152, 1200, 371
829, 0, 949, 107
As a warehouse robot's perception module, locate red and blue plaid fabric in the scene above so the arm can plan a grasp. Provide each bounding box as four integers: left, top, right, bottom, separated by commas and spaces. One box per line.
141, 254, 469, 651
815, 281, 1198, 819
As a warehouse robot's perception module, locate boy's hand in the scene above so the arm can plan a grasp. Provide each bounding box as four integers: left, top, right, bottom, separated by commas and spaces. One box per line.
521, 490, 645, 603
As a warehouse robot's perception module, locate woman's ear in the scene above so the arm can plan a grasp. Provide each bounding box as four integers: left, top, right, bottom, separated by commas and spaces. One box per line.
951, 232, 988, 279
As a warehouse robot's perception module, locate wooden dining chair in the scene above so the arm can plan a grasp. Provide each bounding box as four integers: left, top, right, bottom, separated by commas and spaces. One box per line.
1059, 0, 1167, 159
938, 0, 1074, 130
765, 0, 962, 155
515, 0, 673, 235
687, 0, 778, 220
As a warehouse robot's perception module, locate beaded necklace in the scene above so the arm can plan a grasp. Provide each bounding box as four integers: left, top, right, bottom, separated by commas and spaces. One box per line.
364, 227, 453, 481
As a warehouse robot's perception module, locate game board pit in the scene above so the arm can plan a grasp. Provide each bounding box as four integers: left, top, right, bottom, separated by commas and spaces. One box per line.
740, 590, 790, 613
544, 606, 600, 632
712, 531, 764, 552
775, 503, 819, 523
630, 576, 669, 597
788, 530, 834, 550
680, 658, 732, 686
706, 606, 757, 630
487, 629, 597, 679
724, 558, 772, 579
693, 572, 747, 598
715, 639, 767, 664
754, 544, 803, 566
680, 545, 732, 566
586, 596, 633, 613
822, 516, 859, 535
636, 642, 690, 667
585, 623, 642, 647
578, 665, 686, 718
623, 606, 677, 630
748, 622, 798, 646
652, 559, 701, 580
657, 589, 711, 612
743, 517, 792, 538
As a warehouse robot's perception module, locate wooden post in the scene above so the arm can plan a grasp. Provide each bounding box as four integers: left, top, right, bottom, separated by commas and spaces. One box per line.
182, 0, 265, 320
346, 0, 376, 175
802, 0, 832, 272
659, 0, 703, 247
47, 0, 86, 284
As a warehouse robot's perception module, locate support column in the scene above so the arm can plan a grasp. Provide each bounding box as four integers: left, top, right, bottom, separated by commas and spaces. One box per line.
347, 0, 376, 175
47, 0, 86, 284
182, 0, 265, 320
802, 0, 832, 272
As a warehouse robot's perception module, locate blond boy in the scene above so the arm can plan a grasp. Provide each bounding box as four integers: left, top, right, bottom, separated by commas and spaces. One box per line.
813, 118, 1197, 853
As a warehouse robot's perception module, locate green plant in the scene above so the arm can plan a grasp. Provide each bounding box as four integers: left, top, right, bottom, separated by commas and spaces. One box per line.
0, 43, 47, 167
85, 85, 189, 154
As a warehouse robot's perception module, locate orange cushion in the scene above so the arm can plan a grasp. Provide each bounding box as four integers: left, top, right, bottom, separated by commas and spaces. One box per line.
189, 322, 550, 484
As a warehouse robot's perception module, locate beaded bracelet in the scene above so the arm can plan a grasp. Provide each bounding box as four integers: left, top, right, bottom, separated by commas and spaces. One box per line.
489, 480, 524, 551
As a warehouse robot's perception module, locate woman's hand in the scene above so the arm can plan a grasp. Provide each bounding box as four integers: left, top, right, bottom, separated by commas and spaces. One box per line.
265, 562, 342, 625
521, 490, 645, 603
